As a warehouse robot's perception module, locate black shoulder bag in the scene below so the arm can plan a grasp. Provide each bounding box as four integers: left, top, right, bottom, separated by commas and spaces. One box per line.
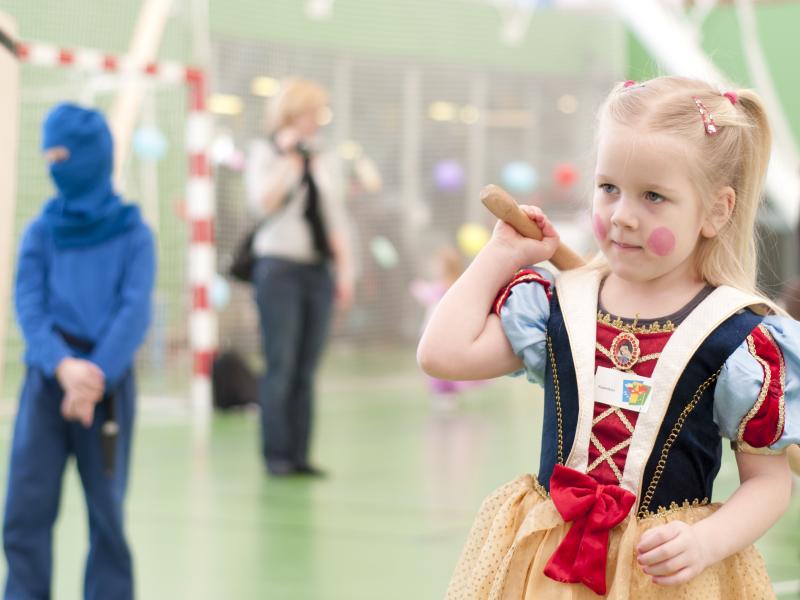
229, 222, 262, 282
230, 136, 292, 283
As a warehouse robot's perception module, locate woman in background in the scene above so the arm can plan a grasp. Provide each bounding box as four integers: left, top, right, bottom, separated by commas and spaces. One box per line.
245, 78, 354, 477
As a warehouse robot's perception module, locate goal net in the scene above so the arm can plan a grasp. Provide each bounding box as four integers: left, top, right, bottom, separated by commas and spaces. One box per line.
3, 39, 213, 406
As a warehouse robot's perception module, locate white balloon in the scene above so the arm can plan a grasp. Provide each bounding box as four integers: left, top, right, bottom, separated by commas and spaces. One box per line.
210, 274, 231, 310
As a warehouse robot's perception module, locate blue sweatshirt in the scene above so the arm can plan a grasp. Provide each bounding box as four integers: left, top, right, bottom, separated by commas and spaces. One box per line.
15, 218, 155, 386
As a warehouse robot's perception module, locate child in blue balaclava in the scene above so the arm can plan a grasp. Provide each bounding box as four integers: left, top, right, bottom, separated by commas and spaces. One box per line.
2, 103, 155, 600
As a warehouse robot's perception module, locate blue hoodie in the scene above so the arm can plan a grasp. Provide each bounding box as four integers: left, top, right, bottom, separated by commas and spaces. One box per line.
15, 103, 156, 385
41, 103, 142, 248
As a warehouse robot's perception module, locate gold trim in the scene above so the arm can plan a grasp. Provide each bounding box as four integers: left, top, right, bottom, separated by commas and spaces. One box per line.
587, 434, 629, 483
592, 406, 616, 428
592, 406, 635, 434
587, 408, 635, 483
638, 353, 661, 364
597, 310, 676, 334
546, 335, 565, 466
637, 369, 721, 518
737, 332, 773, 444
595, 342, 615, 362
532, 476, 550, 499
615, 407, 635, 434
637, 497, 711, 521
730, 440, 786, 455
759, 324, 786, 445
593, 405, 617, 425
494, 271, 549, 315
595, 342, 661, 371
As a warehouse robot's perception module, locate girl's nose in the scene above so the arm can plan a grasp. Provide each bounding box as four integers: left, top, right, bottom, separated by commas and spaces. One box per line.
610, 196, 638, 229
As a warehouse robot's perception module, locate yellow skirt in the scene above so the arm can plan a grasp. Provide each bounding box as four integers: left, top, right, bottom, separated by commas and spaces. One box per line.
445, 475, 775, 599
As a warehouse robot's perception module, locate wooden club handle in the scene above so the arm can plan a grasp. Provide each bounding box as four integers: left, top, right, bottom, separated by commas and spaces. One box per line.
480, 184, 586, 270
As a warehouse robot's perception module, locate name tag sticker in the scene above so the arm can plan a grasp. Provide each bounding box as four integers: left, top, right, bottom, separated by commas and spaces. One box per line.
595, 366, 654, 413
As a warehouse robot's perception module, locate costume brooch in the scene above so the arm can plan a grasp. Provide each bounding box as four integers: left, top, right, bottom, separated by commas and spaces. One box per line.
609, 331, 640, 371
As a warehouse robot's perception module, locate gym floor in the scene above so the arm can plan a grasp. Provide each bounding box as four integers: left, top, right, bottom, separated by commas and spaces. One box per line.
0, 348, 797, 599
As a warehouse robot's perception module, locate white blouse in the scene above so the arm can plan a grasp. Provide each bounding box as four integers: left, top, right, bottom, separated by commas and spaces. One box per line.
245, 138, 349, 263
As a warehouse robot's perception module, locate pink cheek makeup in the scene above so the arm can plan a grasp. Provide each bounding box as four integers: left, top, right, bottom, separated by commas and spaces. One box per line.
646, 227, 676, 257
592, 214, 607, 242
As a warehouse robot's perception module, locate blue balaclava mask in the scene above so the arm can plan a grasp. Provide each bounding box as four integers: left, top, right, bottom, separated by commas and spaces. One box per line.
41, 103, 140, 248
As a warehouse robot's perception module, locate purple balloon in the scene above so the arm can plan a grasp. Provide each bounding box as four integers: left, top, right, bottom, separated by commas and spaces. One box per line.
433, 159, 465, 192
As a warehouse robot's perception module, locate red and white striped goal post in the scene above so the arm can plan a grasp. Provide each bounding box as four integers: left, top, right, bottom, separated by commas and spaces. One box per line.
12, 38, 217, 411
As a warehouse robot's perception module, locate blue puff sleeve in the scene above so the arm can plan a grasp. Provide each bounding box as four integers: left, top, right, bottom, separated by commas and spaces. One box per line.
497, 267, 553, 386
714, 315, 800, 453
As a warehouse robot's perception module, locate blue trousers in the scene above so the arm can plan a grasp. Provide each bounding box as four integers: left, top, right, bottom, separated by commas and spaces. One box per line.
253, 257, 334, 470
3, 368, 135, 600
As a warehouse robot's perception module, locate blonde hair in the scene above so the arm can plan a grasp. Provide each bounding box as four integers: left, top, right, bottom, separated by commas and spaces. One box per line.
265, 77, 328, 133
593, 76, 772, 297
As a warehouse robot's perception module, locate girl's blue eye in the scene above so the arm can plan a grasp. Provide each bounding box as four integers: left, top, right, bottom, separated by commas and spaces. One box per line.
645, 191, 665, 203
599, 183, 617, 194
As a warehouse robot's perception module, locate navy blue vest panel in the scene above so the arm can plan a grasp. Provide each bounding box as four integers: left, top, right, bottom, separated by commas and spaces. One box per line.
540, 289, 580, 492
638, 309, 763, 514
541, 289, 763, 509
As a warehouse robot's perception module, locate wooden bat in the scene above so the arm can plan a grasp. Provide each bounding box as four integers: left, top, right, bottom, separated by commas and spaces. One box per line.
480, 184, 585, 270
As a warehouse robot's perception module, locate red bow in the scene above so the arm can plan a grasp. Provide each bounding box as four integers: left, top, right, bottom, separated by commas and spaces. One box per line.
543, 465, 635, 596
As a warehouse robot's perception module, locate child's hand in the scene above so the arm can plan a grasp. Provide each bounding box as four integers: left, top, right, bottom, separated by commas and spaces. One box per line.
636, 521, 710, 586
61, 389, 102, 428
56, 358, 105, 398
56, 358, 105, 427
490, 205, 560, 267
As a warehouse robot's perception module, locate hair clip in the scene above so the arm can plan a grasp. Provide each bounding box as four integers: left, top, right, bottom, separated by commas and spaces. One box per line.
621, 80, 646, 91
723, 91, 738, 105
692, 96, 718, 135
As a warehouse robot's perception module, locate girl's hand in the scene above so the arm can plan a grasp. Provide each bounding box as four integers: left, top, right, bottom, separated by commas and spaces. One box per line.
636, 521, 710, 586
490, 205, 560, 267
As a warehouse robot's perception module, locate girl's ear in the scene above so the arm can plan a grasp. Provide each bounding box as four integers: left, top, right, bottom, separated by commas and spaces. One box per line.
700, 186, 735, 239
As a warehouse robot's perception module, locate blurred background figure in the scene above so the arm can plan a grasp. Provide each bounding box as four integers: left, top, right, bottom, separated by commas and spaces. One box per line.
410, 245, 488, 410
3, 103, 154, 600
245, 78, 354, 477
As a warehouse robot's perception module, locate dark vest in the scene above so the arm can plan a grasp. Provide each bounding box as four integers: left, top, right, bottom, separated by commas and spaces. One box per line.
539, 289, 763, 516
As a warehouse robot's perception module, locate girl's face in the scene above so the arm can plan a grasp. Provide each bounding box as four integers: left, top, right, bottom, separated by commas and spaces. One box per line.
592, 121, 712, 285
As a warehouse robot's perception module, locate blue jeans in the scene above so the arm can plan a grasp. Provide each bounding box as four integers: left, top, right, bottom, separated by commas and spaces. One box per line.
253, 257, 334, 470
3, 368, 135, 600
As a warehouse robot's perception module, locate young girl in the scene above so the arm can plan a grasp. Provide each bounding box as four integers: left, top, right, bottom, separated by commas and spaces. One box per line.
418, 76, 798, 599
411, 246, 487, 408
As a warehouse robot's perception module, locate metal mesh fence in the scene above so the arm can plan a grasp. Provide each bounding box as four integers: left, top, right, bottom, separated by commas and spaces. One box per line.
4, 0, 626, 400
211, 34, 619, 358
4, 63, 192, 400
